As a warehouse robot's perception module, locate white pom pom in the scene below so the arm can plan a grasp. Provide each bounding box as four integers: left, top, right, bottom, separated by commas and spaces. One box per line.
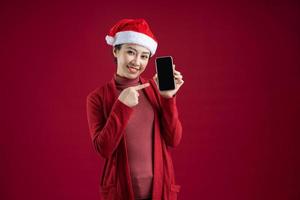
105, 35, 114, 45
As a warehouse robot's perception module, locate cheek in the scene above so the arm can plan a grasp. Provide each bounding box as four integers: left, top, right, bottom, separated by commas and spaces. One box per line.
140, 62, 148, 71
119, 56, 129, 66
124, 54, 134, 62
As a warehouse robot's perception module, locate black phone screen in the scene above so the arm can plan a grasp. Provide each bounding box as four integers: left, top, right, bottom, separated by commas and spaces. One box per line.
155, 56, 175, 91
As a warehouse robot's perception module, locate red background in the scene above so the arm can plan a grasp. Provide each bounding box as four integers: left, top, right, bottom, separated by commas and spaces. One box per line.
1, 0, 299, 199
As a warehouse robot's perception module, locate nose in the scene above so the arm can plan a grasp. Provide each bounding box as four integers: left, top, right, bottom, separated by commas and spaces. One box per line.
132, 55, 141, 66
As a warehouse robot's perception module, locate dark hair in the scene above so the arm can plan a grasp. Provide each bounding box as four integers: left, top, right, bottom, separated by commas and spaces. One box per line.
113, 44, 123, 64
113, 44, 152, 64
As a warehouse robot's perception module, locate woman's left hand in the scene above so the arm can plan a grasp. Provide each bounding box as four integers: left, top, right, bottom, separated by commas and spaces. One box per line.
153, 64, 184, 98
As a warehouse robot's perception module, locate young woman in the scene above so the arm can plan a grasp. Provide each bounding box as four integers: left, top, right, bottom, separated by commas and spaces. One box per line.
86, 18, 184, 200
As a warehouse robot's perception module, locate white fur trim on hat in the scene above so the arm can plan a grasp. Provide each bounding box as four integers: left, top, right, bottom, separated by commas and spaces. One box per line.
105, 35, 115, 45
105, 31, 158, 56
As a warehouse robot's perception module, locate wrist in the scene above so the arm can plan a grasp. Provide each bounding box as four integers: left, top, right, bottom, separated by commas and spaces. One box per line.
160, 94, 175, 99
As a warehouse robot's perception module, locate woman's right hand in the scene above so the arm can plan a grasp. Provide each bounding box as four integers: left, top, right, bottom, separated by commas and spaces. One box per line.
118, 83, 150, 107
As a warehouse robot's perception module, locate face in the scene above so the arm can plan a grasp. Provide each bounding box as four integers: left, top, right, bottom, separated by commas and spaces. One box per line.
113, 43, 151, 79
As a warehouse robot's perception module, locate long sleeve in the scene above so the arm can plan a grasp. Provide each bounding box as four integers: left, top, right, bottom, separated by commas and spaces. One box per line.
159, 96, 183, 147
86, 92, 133, 158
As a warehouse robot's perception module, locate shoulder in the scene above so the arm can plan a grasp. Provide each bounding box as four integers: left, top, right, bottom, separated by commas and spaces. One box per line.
86, 82, 111, 104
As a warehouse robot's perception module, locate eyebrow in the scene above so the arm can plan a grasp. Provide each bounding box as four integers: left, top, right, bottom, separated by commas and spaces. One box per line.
126, 46, 150, 55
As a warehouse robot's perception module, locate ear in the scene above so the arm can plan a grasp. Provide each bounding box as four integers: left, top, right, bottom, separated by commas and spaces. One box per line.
112, 47, 118, 57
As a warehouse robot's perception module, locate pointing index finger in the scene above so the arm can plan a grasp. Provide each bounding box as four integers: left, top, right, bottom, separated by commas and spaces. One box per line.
133, 83, 150, 91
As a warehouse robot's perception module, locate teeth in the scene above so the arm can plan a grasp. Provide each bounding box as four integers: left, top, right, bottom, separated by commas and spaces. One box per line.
128, 66, 139, 73
128, 65, 139, 69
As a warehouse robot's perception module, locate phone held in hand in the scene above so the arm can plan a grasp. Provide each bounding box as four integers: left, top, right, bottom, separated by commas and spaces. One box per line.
155, 56, 175, 91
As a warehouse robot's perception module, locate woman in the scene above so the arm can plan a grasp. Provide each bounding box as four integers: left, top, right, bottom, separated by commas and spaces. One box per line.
86, 18, 184, 200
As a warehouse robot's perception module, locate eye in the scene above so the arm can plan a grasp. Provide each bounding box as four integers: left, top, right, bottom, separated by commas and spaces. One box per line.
141, 55, 149, 59
127, 50, 135, 55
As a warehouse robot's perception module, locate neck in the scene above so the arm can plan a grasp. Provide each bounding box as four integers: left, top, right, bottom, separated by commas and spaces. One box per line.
114, 73, 140, 90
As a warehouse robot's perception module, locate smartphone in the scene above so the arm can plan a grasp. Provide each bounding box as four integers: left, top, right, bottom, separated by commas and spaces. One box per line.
155, 56, 175, 91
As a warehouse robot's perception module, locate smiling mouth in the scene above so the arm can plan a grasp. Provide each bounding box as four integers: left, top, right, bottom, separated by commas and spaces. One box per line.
127, 65, 139, 73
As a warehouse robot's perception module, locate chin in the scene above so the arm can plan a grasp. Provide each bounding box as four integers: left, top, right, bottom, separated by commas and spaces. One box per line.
126, 73, 139, 79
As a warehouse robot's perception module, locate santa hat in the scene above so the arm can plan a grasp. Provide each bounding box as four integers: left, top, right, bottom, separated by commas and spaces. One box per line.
105, 18, 158, 56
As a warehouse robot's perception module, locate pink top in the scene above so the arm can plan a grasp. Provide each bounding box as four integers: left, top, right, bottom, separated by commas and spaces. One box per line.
114, 74, 154, 199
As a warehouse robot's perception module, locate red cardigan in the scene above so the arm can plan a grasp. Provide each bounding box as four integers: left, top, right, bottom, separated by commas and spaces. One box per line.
86, 76, 182, 200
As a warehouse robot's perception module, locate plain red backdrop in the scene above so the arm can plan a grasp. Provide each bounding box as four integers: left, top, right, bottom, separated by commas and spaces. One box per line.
1, 0, 299, 199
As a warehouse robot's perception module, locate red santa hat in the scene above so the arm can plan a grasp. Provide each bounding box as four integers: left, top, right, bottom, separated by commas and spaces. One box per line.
105, 18, 158, 56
